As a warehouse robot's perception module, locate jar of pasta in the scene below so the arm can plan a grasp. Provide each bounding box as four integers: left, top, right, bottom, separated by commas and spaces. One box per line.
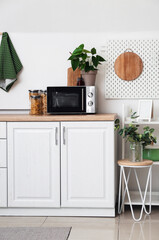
30, 95, 42, 115
41, 90, 47, 115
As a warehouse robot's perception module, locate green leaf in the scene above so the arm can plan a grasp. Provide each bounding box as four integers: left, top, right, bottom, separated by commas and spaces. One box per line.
80, 64, 85, 70
143, 126, 149, 130
130, 111, 139, 119
68, 55, 74, 60
92, 56, 98, 67
115, 119, 120, 124
78, 44, 84, 49
84, 62, 90, 72
72, 50, 83, 56
96, 55, 105, 62
71, 59, 79, 71
114, 119, 120, 131
91, 48, 96, 55
82, 53, 87, 61
89, 66, 95, 71
83, 49, 91, 53
72, 44, 84, 55
119, 129, 124, 136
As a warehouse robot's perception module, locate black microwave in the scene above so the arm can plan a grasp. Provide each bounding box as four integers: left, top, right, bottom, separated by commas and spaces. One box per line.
47, 86, 96, 114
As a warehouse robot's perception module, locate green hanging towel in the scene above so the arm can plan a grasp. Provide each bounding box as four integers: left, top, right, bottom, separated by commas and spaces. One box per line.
0, 32, 23, 92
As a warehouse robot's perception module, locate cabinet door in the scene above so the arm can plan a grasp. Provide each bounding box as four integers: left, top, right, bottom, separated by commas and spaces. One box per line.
0, 122, 6, 138
0, 169, 7, 207
61, 121, 115, 208
8, 122, 60, 208
0, 140, 6, 167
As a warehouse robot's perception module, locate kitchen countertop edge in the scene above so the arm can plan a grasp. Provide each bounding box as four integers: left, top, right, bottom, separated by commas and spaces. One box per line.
0, 114, 117, 122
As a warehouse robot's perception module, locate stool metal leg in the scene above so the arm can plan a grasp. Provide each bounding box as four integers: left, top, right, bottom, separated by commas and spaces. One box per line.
118, 166, 131, 214
118, 166, 123, 214
122, 166, 152, 221
122, 167, 141, 221
150, 166, 152, 214
134, 166, 152, 215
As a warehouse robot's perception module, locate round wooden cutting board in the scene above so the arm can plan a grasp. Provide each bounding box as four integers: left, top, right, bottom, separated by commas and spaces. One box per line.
114, 51, 143, 81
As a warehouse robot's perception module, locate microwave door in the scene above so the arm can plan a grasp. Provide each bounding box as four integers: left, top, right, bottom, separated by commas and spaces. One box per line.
48, 87, 86, 113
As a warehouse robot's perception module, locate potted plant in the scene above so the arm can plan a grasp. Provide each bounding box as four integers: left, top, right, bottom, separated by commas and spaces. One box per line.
115, 118, 157, 162
68, 44, 105, 86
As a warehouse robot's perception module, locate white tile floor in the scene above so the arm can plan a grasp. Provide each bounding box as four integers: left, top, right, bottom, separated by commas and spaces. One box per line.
0, 207, 159, 239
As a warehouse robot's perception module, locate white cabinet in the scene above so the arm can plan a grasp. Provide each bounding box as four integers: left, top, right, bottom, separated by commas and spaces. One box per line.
61, 122, 115, 208
0, 122, 7, 207
0, 140, 7, 167
0, 169, 7, 207
8, 122, 60, 208
5, 119, 116, 215
0, 122, 6, 138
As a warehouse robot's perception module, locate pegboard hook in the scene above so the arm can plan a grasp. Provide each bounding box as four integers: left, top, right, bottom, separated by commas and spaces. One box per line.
124, 48, 133, 53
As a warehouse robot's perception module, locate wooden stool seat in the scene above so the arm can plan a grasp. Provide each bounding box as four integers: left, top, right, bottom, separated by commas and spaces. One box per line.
118, 159, 153, 167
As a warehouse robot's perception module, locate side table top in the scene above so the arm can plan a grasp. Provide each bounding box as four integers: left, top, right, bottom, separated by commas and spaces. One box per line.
118, 159, 153, 167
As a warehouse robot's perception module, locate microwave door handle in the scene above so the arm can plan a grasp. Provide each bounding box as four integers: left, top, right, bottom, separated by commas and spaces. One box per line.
82, 88, 84, 111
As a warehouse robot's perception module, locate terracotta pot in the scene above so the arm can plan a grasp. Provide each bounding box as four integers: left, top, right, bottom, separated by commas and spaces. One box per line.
81, 70, 97, 86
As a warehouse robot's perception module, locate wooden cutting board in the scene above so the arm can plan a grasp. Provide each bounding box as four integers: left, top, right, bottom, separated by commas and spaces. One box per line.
114, 51, 143, 81
67, 67, 81, 86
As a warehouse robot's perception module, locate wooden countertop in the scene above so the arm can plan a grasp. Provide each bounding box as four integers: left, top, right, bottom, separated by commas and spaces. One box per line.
0, 113, 117, 122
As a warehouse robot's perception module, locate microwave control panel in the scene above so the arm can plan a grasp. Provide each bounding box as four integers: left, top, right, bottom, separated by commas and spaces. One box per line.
86, 86, 96, 113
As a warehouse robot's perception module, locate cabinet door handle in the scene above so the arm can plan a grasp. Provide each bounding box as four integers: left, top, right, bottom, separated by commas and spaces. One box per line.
55, 127, 58, 145
63, 126, 66, 145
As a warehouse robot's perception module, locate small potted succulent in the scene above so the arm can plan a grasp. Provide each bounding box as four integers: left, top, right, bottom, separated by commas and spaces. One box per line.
115, 117, 157, 162
68, 44, 105, 86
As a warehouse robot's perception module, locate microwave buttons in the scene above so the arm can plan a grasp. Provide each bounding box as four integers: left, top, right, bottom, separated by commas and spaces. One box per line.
88, 92, 93, 98
88, 101, 93, 106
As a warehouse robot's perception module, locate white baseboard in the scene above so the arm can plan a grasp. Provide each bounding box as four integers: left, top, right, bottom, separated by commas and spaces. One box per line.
0, 207, 115, 217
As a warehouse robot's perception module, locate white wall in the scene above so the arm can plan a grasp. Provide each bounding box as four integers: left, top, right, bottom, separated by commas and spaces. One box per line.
1, 32, 159, 112
1, 0, 159, 32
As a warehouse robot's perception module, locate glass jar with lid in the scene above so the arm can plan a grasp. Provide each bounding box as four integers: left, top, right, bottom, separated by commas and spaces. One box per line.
41, 90, 47, 115
30, 95, 42, 115
29, 90, 41, 110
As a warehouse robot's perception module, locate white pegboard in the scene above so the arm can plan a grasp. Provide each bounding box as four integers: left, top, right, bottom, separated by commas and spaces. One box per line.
104, 39, 159, 99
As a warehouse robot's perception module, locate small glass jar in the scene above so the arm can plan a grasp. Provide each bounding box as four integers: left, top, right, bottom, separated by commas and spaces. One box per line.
129, 142, 143, 162
30, 95, 42, 115
41, 90, 47, 115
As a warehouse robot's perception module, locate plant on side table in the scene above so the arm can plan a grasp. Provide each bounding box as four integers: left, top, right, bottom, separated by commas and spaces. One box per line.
115, 118, 157, 162
68, 44, 105, 86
